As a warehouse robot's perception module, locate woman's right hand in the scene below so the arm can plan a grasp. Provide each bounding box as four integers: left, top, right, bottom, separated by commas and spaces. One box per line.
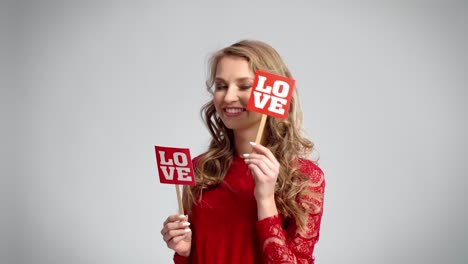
161, 214, 192, 257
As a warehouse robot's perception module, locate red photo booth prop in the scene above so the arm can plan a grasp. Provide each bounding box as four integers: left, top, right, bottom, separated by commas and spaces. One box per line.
246, 70, 295, 120
155, 146, 195, 186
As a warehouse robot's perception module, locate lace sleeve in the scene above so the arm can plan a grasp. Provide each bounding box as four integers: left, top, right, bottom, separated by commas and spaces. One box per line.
255, 161, 325, 264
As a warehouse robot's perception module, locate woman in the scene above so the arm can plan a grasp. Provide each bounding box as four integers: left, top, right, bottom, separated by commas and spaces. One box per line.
161, 40, 325, 264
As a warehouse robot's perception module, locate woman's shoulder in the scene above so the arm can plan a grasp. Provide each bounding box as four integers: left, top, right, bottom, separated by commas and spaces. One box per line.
192, 154, 204, 167
297, 158, 325, 185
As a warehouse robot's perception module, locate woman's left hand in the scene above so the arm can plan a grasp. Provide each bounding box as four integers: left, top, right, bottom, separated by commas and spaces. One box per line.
244, 142, 280, 203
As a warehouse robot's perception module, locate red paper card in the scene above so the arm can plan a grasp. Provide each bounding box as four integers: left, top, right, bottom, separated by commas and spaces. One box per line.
155, 146, 195, 186
246, 70, 295, 120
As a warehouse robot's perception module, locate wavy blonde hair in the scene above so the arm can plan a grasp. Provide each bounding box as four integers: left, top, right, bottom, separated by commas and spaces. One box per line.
183, 40, 319, 229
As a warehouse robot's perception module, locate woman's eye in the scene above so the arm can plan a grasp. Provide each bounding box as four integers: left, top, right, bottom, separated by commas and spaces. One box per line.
240, 84, 252, 90
214, 85, 227, 90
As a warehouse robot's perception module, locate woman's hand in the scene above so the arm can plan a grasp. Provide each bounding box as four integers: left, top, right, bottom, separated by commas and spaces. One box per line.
244, 142, 280, 219
161, 214, 192, 257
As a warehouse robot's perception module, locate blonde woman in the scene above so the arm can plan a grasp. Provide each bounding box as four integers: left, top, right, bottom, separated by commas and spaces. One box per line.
161, 40, 325, 264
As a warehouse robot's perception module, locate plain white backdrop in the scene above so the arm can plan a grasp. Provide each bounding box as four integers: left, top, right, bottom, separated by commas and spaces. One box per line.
4, 0, 467, 263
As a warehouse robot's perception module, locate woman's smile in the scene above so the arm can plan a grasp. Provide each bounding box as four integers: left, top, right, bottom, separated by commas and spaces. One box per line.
223, 107, 246, 117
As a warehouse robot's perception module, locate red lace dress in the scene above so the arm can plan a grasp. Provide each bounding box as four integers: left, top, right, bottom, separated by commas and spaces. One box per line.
173, 156, 325, 264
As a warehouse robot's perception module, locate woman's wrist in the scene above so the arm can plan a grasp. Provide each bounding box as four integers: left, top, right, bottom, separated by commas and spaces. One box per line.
176, 251, 190, 257
256, 197, 278, 220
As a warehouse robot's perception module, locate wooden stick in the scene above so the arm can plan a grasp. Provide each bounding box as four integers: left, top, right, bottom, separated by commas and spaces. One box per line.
255, 114, 268, 144
175, 184, 184, 215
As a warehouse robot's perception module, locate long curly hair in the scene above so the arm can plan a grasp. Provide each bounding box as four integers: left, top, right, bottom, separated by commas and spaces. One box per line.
183, 40, 319, 230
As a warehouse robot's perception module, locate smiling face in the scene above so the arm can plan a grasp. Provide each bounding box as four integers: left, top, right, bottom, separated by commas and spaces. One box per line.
213, 56, 263, 133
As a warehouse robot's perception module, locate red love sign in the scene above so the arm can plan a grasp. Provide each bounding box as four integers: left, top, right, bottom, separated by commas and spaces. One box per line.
155, 146, 195, 186
246, 70, 295, 120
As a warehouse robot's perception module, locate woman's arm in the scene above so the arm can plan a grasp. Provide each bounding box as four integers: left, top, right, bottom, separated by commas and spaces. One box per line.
173, 252, 191, 264
245, 143, 325, 263
256, 160, 325, 264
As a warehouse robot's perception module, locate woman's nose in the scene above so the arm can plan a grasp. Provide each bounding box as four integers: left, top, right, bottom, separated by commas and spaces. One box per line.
223, 85, 238, 103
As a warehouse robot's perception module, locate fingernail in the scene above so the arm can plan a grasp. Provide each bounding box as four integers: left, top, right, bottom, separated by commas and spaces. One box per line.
182, 222, 191, 227
179, 215, 186, 219
242, 153, 250, 158
184, 228, 191, 233
244, 159, 250, 163
249, 141, 256, 146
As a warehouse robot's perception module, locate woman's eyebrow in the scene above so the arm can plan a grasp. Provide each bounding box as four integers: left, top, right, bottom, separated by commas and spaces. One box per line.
214, 77, 254, 82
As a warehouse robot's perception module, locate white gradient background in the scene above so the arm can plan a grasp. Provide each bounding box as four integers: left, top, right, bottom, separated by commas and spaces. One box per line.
3, 0, 467, 263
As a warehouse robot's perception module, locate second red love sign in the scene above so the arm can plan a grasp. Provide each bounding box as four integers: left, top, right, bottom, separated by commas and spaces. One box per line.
246, 70, 295, 119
